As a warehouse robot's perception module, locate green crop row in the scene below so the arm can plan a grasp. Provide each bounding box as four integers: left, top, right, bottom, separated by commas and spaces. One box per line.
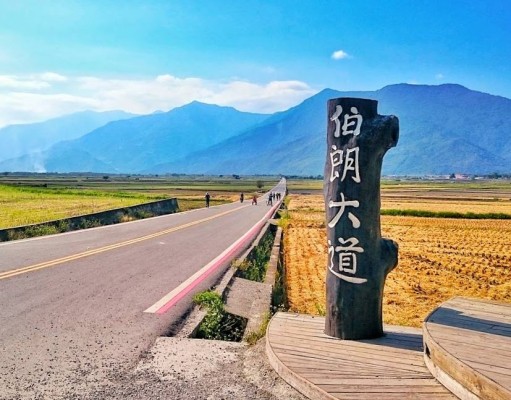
381, 208, 511, 219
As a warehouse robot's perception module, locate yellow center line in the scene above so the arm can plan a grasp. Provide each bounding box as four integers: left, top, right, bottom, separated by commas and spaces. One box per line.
0, 205, 249, 281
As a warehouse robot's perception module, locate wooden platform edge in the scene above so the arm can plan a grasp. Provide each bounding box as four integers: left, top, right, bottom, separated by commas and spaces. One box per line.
423, 304, 511, 400
423, 346, 478, 400
265, 313, 337, 400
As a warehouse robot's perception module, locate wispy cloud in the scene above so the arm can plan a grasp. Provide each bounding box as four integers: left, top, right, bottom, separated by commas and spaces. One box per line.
0, 73, 317, 127
331, 49, 351, 60
39, 72, 68, 82
435, 73, 445, 80
0, 75, 51, 90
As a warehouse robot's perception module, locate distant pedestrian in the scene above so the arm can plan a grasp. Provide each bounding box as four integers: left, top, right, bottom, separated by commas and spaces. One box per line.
252, 195, 258, 205
240, 192, 244, 203
267, 193, 273, 206
205, 192, 211, 208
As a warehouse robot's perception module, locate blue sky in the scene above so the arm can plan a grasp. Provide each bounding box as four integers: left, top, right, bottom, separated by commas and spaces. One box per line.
0, 0, 510, 127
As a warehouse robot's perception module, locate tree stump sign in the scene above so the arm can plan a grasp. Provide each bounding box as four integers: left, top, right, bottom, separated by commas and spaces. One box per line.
324, 97, 399, 340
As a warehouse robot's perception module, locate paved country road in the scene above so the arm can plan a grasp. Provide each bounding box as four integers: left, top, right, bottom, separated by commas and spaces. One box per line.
0, 179, 286, 399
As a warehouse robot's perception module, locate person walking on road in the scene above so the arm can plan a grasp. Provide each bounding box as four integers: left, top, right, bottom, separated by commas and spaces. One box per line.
205, 192, 211, 208
240, 192, 244, 203
252, 194, 257, 205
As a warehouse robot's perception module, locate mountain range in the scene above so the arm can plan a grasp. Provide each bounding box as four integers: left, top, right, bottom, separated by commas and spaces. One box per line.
1, 84, 510, 175
0, 110, 136, 168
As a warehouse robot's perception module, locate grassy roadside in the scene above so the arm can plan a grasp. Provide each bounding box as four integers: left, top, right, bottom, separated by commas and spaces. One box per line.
0, 176, 280, 229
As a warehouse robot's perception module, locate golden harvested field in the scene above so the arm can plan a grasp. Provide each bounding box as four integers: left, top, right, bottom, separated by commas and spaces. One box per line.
381, 198, 511, 214
283, 193, 511, 327
0, 185, 156, 228
0, 175, 274, 229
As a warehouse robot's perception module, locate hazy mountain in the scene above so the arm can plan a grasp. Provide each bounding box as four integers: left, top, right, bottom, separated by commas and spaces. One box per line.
2, 84, 510, 175
0, 110, 136, 163
0, 102, 269, 173
374, 84, 511, 174
150, 84, 511, 175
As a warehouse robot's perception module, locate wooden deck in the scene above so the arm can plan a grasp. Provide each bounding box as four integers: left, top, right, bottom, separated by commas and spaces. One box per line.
424, 297, 511, 399
266, 312, 455, 400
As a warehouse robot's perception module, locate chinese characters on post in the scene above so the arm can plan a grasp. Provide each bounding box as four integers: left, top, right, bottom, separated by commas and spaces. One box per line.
324, 97, 399, 339
327, 106, 367, 284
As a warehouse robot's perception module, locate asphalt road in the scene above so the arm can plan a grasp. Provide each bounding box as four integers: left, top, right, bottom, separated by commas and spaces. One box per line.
0, 179, 286, 400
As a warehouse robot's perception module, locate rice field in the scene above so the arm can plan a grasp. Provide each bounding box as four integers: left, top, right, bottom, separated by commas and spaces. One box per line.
0, 184, 158, 228
0, 176, 278, 229
283, 189, 511, 327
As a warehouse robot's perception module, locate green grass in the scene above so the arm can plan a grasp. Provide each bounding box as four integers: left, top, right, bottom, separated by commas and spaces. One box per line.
0, 175, 280, 229
193, 290, 246, 342
245, 312, 271, 345
382, 208, 511, 219
236, 229, 275, 282
286, 177, 511, 192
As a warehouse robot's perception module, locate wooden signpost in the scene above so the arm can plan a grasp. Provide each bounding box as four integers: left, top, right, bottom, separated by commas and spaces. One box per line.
324, 97, 399, 340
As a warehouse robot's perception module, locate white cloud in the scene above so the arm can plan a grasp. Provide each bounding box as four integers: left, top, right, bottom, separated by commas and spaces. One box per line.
207, 80, 314, 114
0, 73, 318, 127
435, 73, 445, 80
0, 75, 50, 90
38, 72, 68, 82
0, 91, 98, 127
331, 49, 351, 60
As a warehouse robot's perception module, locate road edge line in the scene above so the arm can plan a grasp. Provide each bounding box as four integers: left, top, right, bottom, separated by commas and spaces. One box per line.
144, 202, 281, 314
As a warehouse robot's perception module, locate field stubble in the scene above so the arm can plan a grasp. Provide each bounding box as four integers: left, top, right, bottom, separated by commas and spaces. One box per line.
0, 177, 272, 229
283, 193, 511, 327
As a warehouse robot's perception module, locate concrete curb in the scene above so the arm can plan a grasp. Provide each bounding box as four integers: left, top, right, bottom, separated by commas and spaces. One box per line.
0, 198, 179, 242
241, 225, 283, 341
177, 204, 284, 340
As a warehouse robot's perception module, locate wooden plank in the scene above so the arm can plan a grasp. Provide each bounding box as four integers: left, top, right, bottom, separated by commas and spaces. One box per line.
267, 312, 455, 400
278, 358, 429, 378
427, 326, 511, 349
437, 338, 511, 363
270, 339, 425, 363
273, 345, 429, 371
428, 313, 510, 334
433, 301, 511, 324
470, 361, 511, 377
442, 303, 511, 321
275, 315, 425, 336
278, 355, 429, 373
275, 316, 425, 337
275, 352, 429, 375
317, 384, 450, 392
269, 333, 423, 354
269, 334, 424, 356
328, 392, 455, 399
269, 332, 424, 356
424, 299, 511, 400
448, 297, 511, 313
311, 378, 442, 386
291, 371, 431, 379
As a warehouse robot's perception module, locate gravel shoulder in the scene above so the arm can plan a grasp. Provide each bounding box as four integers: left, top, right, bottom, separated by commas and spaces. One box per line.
68, 337, 307, 400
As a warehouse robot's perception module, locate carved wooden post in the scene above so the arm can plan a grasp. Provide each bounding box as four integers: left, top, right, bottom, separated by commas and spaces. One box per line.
324, 97, 399, 339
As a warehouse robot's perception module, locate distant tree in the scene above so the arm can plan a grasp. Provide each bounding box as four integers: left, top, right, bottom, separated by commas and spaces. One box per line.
256, 180, 264, 189
102, 175, 109, 181
449, 173, 456, 179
